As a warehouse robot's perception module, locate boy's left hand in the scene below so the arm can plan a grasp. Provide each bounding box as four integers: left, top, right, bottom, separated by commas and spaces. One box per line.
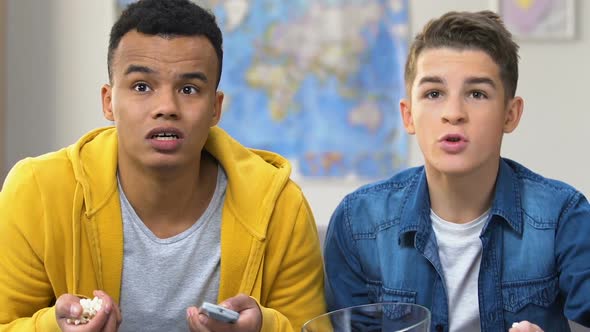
187, 294, 262, 332
509, 321, 544, 332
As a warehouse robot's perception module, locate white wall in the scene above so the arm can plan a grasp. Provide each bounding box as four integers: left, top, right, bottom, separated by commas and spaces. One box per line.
4, 0, 114, 178
4, 0, 590, 225
0, 1, 5, 174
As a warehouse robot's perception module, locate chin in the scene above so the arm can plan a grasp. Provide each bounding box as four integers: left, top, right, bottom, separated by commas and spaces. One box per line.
431, 155, 500, 178
142, 157, 184, 171
428, 158, 480, 176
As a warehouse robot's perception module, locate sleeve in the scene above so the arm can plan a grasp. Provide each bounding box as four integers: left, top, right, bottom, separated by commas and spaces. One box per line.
555, 191, 590, 327
258, 192, 327, 332
323, 196, 369, 312
0, 161, 61, 331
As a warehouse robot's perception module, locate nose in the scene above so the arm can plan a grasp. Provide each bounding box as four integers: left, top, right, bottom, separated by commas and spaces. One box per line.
152, 88, 180, 120
441, 95, 467, 125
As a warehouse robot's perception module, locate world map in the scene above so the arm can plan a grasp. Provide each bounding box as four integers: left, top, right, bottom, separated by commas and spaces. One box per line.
118, 0, 410, 178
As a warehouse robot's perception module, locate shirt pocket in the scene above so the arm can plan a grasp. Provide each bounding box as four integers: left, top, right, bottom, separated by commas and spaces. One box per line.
381, 287, 417, 320
501, 273, 558, 313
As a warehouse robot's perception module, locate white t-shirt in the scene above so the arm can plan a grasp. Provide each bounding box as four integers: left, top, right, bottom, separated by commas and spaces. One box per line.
431, 209, 490, 332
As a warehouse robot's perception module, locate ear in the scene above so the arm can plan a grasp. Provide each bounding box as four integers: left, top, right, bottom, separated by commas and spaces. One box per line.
101, 84, 115, 122
503, 96, 524, 133
210, 91, 224, 127
400, 98, 416, 135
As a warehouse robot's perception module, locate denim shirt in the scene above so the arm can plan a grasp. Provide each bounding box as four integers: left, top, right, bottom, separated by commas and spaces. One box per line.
324, 158, 590, 332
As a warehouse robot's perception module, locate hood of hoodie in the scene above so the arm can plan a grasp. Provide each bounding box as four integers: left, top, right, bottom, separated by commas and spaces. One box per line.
66, 125, 292, 240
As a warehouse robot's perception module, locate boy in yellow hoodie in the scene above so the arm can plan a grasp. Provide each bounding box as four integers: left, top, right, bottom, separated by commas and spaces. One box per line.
0, 0, 325, 331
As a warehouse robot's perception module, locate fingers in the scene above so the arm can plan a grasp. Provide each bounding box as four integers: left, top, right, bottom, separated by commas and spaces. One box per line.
200, 294, 261, 332
510, 321, 544, 332
101, 296, 122, 332
187, 295, 262, 332
224, 294, 262, 331
102, 310, 119, 332
187, 306, 211, 332
79, 291, 115, 330
113, 301, 122, 327
101, 290, 122, 329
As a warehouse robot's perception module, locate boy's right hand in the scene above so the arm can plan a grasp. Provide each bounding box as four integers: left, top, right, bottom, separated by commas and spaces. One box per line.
55, 290, 122, 332
509, 321, 543, 332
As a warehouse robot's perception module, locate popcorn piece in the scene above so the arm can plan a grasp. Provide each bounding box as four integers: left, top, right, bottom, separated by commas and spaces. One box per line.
66, 297, 103, 325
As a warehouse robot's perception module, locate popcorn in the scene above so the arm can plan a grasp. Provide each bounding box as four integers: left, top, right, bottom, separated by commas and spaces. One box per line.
66, 297, 103, 325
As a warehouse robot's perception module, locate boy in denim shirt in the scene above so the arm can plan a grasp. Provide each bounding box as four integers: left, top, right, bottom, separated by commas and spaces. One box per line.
324, 10, 590, 332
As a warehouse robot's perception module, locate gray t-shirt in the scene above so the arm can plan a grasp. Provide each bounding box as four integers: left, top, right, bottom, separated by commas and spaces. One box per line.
117, 166, 227, 332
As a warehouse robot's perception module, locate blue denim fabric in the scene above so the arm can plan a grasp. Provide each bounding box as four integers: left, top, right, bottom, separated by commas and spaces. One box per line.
324, 158, 590, 332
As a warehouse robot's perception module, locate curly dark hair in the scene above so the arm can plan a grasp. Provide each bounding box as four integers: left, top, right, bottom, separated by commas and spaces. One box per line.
405, 11, 519, 100
108, 0, 223, 87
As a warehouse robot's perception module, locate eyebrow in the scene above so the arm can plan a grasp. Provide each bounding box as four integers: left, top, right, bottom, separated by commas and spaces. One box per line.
417, 75, 497, 89
465, 76, 496, 89
124, 65, 208, 83
124, 65, 154, 76
417, 76, 444, 86
180, 72, 208, 83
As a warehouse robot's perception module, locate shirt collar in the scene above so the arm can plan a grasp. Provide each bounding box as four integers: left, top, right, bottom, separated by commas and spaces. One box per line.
399, 158, 523, 238
399, 168, 431, 237
489, 158, 523, 234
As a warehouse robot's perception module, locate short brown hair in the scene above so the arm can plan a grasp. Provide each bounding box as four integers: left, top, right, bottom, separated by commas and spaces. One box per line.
404, 11, 519, 100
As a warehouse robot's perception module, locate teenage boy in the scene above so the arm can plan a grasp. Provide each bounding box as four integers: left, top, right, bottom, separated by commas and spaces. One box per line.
0, 1, 325, 331
324, 10, 590, 332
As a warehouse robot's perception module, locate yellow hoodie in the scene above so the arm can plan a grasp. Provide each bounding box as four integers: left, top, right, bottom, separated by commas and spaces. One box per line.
0, 126, 326, 331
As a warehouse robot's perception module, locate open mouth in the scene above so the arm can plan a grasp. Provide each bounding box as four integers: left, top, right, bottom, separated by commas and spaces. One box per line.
440, 134, 466, 143
151, 133, 180, 140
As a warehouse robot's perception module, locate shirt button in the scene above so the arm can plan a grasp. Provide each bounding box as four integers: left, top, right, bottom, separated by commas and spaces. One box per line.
435, 324, 444, 332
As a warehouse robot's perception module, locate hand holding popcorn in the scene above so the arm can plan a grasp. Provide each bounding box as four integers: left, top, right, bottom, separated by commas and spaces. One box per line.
66, 297, 103, 325
55, 290, 122, 332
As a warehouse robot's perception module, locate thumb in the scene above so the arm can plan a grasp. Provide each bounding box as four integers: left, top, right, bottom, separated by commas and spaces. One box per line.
221, 294, 257, 312
55, 294, 83, 319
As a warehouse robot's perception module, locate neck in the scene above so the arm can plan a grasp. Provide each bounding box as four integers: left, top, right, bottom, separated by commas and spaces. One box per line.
425, 160, 499, 224
118, 152, 218, 236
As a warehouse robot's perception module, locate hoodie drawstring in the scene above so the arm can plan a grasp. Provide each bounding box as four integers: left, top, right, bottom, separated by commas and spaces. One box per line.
72, 182, 83, 295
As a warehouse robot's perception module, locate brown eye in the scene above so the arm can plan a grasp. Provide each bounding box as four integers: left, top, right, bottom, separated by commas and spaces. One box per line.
133, 83, 151, 92
181, 86, 198, 95
426, 91, 440, 99
470, 91, 487, 99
